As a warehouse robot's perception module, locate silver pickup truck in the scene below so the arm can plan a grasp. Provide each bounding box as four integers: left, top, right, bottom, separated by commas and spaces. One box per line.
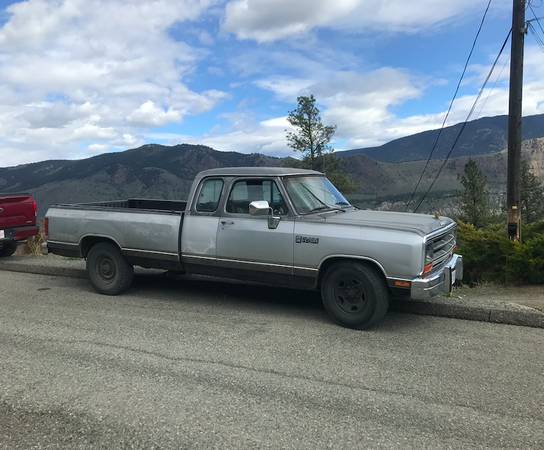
45, 167, 462, 329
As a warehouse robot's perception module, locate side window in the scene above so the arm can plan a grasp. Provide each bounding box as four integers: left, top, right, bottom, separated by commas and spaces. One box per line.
226, 179, 288, 215
195, 179, 223, 212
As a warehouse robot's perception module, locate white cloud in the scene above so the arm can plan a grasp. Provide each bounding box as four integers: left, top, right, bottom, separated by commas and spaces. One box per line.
140, 43, 544, 159
223, 0, 359, 42
88, 143, 109, 153
176, 67, 432, 154
152, 114, 293, 157
441, 45, 544, 123
71, 124, 117, 141
255, 67, 425, 148
255, 77, 314, 100
223, 0, 480, 42
0, 0, 225, 166
214, 114, 291, 154
127, 101, 182, 127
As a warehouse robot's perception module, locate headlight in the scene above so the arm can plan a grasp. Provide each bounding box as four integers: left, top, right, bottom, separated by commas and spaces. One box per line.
425, 243, 434, 263
423, 243, 434, 275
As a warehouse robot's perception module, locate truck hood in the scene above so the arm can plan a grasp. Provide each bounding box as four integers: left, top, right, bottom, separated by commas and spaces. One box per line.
315, 208, 454, 236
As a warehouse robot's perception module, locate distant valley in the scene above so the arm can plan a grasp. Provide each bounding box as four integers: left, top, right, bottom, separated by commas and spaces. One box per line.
344, 138, 544, 210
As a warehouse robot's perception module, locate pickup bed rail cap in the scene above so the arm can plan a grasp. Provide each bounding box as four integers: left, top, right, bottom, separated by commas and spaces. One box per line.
196, 167, 323, 178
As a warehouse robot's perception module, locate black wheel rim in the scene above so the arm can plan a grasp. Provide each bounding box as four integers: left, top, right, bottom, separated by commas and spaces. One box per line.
97, 255, 116, 281
333, 276, 367, 314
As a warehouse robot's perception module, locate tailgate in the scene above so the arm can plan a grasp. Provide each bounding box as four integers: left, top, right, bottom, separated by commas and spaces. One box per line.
0, 194, 37, 230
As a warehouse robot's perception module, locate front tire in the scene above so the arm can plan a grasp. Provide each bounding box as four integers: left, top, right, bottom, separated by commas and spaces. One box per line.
321, 262, 389, 329
0, 240, 17, 258
86, 242, 134, 295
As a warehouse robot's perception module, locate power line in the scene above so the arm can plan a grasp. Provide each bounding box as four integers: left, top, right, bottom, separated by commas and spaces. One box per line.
529, 22, 544, 50
527, 1, 544, 50
527, 1, 544, 49
474, 52, 509, 119
528, 2, 544, 36
528, 16, 544, 51
404, 0, 494, 211
413, 29, 512, 213
412, 28, 513, 213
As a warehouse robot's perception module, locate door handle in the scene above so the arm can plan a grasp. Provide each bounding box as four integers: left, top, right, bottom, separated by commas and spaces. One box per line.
220, 220, 234, 225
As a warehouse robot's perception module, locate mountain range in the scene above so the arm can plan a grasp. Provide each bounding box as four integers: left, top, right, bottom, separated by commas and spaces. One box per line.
339, 113, 544, 162
1, 113, 543, 215
0, 145, 279, 215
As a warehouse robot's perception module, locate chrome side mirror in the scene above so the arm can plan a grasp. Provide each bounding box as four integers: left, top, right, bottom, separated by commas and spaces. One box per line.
249, 200, 270, 216
249, 200, 281, 229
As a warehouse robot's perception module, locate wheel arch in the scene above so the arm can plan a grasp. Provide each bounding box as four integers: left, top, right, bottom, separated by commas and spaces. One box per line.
79, 234, 122, 258
317, 255, 388, 288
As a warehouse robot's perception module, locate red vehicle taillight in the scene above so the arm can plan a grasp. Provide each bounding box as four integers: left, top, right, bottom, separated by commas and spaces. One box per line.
32, 199, 37, 217
43, 217, 49, 239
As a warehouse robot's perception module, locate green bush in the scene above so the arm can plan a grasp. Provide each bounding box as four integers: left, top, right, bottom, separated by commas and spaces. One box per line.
524, 221, 544, 239
457, 220, 544, 285
518, 235, 544, 284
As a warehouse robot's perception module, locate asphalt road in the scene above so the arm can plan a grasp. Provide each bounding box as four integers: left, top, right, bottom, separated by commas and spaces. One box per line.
1, 270, 543, 449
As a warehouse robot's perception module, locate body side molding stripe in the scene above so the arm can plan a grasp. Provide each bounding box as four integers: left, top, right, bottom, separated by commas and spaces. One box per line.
47, 240, 79, 247
183, 253, 319, 273
122, 248, 179, 261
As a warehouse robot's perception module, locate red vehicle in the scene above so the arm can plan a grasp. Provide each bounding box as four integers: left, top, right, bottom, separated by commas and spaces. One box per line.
0, 193, 39, 257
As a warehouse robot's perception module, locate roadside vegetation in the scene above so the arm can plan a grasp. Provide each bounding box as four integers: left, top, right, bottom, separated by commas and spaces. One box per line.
456, 158, 544, 285
22, 233, 45, 256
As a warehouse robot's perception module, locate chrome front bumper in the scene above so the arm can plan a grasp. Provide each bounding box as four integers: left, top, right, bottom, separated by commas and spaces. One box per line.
411, 254, 463, 300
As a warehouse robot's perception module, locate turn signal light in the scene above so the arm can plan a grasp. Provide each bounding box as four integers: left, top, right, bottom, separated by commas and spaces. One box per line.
394, 280, 411, 289
423, 263, 433, 275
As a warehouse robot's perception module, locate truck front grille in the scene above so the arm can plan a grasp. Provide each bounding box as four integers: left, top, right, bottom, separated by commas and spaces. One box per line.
429, 228, 456, 272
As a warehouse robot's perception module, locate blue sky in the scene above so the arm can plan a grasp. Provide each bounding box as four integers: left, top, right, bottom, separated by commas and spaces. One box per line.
0, 0, 543, 166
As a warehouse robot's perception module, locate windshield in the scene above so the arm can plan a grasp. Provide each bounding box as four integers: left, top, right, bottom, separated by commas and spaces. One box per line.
283, 176, 351, 214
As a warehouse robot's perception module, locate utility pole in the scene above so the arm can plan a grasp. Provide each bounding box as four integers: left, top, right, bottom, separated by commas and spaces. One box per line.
506, 0, 526, 241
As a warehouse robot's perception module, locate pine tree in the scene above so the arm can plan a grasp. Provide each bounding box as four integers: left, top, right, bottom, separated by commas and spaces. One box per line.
286, 95, 336, 172
285, 95, 356, 193
520, 160, 544, 223
459, 159, 490, 227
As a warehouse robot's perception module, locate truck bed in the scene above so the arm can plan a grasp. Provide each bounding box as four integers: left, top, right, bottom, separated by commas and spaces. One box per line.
47, 198, 186, 270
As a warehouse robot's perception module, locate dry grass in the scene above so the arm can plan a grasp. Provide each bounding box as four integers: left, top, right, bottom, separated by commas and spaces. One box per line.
21, 233, 45, 256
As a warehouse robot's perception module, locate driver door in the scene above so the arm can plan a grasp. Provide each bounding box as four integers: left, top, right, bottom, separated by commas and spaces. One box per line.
216, 178, 295, 283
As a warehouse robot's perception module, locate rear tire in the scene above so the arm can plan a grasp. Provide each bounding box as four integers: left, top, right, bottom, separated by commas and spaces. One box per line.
0, 241, 17, 258
321, 262, 389, 330
86, 242, 134, 295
